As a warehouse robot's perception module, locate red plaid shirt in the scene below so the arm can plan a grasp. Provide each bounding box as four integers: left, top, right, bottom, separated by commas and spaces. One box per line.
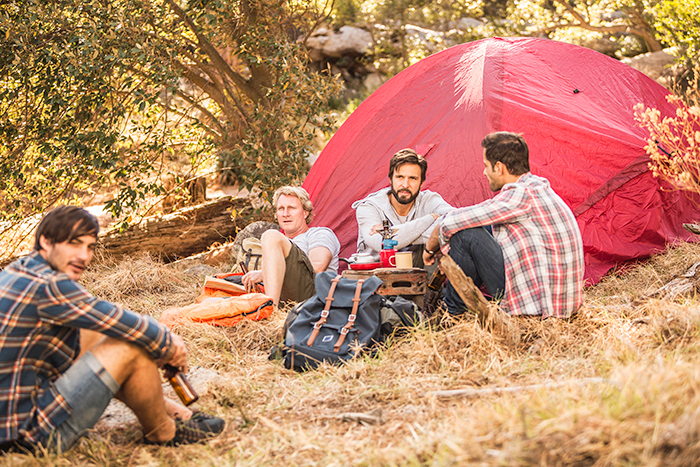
439, 173, 584, 318
0, 251, 172, 444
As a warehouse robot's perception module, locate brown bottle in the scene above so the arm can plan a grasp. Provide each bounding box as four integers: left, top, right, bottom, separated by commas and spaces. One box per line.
423, 266, 447, 318
164, 364, 199, 406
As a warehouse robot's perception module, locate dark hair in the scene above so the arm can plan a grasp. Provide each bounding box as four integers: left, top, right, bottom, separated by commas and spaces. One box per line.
388, 148, 428, 183
34, 206, 100, 251
481, 132, 530, 176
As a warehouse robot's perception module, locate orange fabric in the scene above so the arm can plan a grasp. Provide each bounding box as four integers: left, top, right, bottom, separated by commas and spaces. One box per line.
196, 273, 266, 303
160, 293, 274, 328
160, 273, 273, 328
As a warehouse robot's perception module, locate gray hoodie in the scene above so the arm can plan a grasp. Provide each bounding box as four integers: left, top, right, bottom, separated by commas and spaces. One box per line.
351, 187, 454, 258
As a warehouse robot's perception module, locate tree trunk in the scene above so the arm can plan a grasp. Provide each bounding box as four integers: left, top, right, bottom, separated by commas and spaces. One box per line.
98, 196, 265, 262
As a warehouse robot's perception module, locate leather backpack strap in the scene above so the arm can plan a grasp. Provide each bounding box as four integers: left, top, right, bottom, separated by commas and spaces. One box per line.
333, 279, 364, 352
307, 275, 342, 346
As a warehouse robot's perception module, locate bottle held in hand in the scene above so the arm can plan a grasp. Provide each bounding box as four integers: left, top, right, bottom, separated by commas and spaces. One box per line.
423, 266, 447, 318
164, 364, 199, 406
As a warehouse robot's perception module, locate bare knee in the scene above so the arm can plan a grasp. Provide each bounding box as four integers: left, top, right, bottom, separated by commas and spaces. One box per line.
261, 229, 286, 248
261, 230, 292, 256
88, 337, 154, 384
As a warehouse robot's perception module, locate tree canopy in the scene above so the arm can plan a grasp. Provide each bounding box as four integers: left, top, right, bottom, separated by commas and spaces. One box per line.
0, 0, 340, 234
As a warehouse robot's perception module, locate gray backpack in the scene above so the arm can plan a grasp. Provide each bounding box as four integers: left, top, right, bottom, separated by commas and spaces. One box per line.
283, 271, 384, 371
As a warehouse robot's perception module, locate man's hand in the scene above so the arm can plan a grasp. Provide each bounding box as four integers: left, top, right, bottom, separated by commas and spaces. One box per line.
423, 223, 441, 266
242, 270, 263, 292
158, 334, 188, 373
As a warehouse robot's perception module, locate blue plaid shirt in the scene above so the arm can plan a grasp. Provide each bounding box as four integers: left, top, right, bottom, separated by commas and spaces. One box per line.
0, 251, 172, 444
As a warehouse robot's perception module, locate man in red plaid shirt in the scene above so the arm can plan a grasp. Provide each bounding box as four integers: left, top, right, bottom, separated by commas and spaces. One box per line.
423, 132, 584, 318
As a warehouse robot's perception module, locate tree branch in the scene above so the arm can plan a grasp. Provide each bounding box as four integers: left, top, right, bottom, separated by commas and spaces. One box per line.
165, 0, 264, 103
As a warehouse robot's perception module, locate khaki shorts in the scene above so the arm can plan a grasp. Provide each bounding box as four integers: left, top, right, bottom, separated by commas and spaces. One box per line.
280, 242, 316, 304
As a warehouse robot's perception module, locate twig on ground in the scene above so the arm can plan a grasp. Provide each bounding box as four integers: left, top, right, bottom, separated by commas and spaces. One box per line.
313, 408, 384, 425
425, 377, 617, 399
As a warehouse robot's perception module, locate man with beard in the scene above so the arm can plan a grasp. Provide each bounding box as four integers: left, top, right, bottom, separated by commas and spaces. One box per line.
352, 149, 453, 268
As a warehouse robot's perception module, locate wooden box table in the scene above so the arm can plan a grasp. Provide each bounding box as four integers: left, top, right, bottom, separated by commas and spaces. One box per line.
341, 267, 427, 298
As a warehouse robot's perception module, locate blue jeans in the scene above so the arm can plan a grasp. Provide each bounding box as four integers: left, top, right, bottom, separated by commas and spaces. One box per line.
444, 227, 506, 315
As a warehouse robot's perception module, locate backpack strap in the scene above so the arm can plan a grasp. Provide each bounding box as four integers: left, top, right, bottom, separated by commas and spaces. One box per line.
307, 274, 342, 346
333, 279, 364, 352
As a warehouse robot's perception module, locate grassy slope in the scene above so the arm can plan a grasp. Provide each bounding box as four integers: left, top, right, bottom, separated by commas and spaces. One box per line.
5, 242, 700, 467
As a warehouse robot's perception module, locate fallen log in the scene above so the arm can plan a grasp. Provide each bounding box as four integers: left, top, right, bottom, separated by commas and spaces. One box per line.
99, 196, 263, 262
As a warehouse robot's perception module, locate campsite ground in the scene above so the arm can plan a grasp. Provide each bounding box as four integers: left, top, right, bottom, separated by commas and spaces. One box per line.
4, 241, 700, 466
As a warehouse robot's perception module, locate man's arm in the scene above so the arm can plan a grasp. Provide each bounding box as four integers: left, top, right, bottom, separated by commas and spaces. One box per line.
303, 227, 340, 272
40, 277, 172, 361
439, 186, 531, 245
422, 224, 441, 266
356, 204, 388, 254
357, 203, 442, 252
308, 246, 333, 273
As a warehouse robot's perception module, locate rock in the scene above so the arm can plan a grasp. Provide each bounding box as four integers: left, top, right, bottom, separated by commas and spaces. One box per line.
582, 37, 619, 56
230, 221, 280, 270
450, 17, 485, 30
203, 243, 236, 266
404, 24, 446, 53
306, 26, 373, 59
363, 72, 385, 94
622, 48, 679, 86
183, 264, 219, 277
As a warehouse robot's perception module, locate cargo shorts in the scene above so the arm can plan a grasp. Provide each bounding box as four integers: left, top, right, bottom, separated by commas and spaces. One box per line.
280, 242, 316, 304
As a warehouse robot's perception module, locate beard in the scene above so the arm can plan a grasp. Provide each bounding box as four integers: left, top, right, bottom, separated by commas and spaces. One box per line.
390, 187, 419, 205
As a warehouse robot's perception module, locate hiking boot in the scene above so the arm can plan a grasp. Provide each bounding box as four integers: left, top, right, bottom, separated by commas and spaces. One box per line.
144, 412, 225, 446
191, 411, 225, 434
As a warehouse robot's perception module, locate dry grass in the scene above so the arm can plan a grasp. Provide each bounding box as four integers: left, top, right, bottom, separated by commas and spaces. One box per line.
5, 242, 700, 466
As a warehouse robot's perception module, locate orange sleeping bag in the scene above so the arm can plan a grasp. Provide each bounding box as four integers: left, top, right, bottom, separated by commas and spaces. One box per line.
160, 273, 274, 327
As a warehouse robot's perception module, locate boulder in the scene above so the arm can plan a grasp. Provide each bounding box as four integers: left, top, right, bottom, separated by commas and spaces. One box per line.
306, 26, 373, 59
622, 48, 679, 86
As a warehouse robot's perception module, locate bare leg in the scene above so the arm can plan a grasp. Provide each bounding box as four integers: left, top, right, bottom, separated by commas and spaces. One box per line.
80, 330, 189, 442
260, 230, 292, 305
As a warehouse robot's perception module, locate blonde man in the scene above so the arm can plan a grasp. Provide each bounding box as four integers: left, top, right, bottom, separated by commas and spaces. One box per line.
242, 186, 340, 305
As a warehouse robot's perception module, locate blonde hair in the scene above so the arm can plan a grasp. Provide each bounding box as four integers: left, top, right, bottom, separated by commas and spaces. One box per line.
272, 186, 314, 224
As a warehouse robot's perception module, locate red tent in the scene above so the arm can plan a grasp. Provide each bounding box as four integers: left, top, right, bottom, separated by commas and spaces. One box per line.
303, 37, 700, 284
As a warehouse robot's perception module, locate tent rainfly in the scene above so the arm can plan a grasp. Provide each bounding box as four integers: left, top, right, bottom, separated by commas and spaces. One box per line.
303, 37, 700, 284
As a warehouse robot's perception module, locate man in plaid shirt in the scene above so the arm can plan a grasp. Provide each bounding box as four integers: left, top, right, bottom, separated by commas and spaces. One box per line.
423, 132, 584, 318
0, 206, 224, 453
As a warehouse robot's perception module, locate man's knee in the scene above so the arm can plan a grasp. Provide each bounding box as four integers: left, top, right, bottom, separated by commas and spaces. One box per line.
261, 229, 292, 257
88, 337, 153, 384
451, 227, 491, 248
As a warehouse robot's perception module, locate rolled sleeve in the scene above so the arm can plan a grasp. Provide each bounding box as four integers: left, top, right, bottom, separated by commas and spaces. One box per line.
40, 276, 172, 360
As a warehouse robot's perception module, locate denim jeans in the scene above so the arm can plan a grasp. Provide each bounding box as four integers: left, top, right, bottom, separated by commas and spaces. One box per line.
444, 227, 506, 315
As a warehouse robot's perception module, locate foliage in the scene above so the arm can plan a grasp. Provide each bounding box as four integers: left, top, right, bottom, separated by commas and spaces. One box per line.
0, 0, 342, 236
635, 84, 700, 195
0, 0, 173, 227
496, 0, 663, 57
652, 0, 700, 64
329, 0, 487, 76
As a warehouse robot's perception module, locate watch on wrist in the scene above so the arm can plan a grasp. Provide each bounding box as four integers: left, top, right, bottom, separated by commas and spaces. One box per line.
425, 248, 436, 256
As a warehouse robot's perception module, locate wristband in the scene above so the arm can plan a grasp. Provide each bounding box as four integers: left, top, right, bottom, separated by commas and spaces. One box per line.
425, 248, 436, 256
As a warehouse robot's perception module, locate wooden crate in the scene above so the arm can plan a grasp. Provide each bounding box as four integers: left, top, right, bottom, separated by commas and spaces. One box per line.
342, 268, 427, 296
